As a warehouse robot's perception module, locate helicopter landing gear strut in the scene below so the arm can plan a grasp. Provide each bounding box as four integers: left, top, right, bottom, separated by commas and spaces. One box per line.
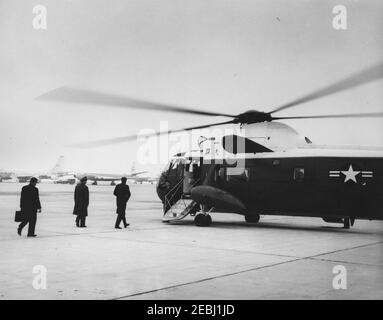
245, 214, 260, 223
343, 217, 355, 229
194, 205, 212, 227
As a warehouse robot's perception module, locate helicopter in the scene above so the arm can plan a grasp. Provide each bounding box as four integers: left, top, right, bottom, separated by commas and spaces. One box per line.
37, 62, 383, 229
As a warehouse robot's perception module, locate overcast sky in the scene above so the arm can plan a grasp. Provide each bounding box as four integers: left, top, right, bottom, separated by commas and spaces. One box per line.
0, 0, 382, 174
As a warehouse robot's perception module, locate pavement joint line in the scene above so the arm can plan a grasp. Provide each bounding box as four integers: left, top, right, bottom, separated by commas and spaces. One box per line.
308, 257, 383, 268
308, 240, 383, 259
112, 240, 383, 300
112, 257, 303, 300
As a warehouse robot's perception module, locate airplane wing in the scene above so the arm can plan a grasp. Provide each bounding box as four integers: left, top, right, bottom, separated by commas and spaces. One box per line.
129, 171, 148, 177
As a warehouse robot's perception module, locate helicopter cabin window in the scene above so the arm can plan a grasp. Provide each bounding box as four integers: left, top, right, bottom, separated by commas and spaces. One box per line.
293, 168, 305, 182
226, 167, 250, 182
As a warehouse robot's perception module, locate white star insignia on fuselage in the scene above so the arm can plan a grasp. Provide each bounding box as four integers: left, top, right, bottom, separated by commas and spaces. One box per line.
341, 164, 360, 183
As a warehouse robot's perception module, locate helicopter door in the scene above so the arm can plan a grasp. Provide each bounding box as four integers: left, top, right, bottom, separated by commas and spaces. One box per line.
165, 158, 184, 187
183, 159, 201, 195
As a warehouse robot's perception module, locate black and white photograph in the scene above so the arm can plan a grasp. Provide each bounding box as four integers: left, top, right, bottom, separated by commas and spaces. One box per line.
0, 0, 382, 304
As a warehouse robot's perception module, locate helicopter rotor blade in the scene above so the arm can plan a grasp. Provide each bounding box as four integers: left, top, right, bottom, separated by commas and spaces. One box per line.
37, 86, 236, 118
272, 112, 383, 120
68, 120, 235, 148
269, 62, 383, 114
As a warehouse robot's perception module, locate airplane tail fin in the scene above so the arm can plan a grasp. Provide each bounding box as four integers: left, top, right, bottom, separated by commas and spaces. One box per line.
129, 161, 147, 176
51, 156, 65, 174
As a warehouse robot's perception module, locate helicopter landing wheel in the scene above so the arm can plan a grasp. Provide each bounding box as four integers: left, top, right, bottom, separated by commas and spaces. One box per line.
245, 214, 260, 223
343, 217, 351, 229
194, 213, 212, 227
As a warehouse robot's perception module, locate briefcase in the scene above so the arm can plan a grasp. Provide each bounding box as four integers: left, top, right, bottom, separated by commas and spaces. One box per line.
15, 210, 24, 223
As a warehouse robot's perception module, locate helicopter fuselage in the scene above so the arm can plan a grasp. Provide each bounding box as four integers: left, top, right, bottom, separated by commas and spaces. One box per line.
157, 147, 383, 224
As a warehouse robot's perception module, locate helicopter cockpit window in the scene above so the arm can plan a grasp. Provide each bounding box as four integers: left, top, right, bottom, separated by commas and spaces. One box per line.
167, 160, 176, 171
167, 158, 184, 174
293, 168, 305, 182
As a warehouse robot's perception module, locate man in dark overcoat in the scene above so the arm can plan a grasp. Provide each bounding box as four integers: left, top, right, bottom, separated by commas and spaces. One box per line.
113, 177, 131, 229
73, 176, 89, 227
18, 177, 41, 237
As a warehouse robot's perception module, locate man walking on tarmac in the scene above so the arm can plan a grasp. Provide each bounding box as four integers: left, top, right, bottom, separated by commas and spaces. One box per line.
113, 177, 131, 229
73, 176, 89, 227
18, 177, 41, 237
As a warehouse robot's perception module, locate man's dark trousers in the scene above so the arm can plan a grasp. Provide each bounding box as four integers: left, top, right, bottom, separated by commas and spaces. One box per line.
115, 212, 127, 228
18, 211, 37, 236
76, 215, 86, 227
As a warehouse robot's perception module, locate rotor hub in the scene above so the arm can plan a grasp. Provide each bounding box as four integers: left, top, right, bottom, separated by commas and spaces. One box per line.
234, 110, 273, 124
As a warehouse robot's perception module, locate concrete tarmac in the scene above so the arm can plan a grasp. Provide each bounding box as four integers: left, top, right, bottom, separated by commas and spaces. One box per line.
0, 183, 382, 300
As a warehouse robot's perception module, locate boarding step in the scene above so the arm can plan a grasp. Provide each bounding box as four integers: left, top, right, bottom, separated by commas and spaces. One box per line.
163, 199, 198, 222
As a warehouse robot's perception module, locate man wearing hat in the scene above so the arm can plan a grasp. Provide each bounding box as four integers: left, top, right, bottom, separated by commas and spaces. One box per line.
73, 176, 89, 227
113, 177, 131, 229
18, 177, 41, 237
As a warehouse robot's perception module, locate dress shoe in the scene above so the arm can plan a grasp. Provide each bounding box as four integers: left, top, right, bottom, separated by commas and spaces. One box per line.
27, 235, 37, 237
115, 226, 122, 229
79, 225, 87, 228
124, 223, 130, 228
17, 228, 22, 236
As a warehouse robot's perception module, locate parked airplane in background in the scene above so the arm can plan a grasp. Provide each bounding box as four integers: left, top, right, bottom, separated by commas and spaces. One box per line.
82, 162, 156, 185
1, 157, 157, 185
17, 156, 73, 183
0, 156, 76, 184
